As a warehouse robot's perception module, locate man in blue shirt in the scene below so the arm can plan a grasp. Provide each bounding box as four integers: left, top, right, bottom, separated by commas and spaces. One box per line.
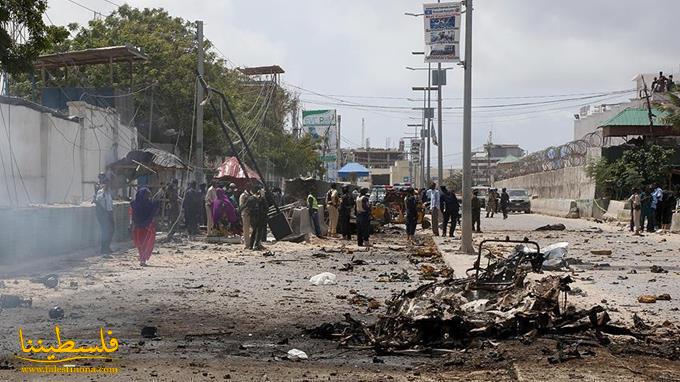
651, 184, 663, 231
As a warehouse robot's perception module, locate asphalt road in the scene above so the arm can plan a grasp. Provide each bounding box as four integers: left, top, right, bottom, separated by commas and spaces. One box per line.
0, 211, 677, 381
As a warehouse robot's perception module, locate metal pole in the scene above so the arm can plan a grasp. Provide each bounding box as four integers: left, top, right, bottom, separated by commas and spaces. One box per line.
336, 115, 341, 180
461, 0, 474, 254
195, 20, 205, 184
437, 63, 443, 184
148, 84, 154, 146
427, 63, 432, 184
421, 87, 426, 188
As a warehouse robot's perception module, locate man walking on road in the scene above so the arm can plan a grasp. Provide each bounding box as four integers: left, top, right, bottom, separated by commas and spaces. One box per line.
95, 180, 115, 254
441, 186, 460, 238
500, 188, 510, 220
472, 190, 482, 233
486, 189, 497, 218
239, 187, 253, 249
307, 187, 322, 238
404, 187, 418, 243
326, 183, 340, 236
205, 181, 217, 236
629, 188, 642, 236
651, 184, 663, 231
339, 186, 353, 241
183, 181, 202, 235
426, 183, 441, 236
355, 188, 371, 247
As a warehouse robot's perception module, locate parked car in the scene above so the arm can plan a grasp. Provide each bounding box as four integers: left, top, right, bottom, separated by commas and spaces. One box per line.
507, 189, 531, 213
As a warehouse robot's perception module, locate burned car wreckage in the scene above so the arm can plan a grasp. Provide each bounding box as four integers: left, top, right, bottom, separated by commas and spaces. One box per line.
311, 238, 660, 358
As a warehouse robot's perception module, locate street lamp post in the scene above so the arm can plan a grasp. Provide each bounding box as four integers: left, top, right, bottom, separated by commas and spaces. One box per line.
461, 0, 474, 254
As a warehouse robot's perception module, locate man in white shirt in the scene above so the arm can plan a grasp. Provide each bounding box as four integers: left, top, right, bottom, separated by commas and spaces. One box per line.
426, 182, 441, 236
95, 181, 114, 254
205, 181, 218, 235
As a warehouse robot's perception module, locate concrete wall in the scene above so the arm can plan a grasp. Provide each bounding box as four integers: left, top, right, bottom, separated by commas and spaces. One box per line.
495, 166, 595, 201
0, 98, 137, 207
530, 198, 577, 218
0, 202, 130, 263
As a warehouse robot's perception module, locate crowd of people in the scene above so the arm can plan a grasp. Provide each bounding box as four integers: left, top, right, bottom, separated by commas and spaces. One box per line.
651, 71, 676, 93
96, 174, 678, 268
628, 184, 678, 235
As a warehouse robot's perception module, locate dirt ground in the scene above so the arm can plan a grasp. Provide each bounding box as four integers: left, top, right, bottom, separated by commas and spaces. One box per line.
1, 214, 679, 381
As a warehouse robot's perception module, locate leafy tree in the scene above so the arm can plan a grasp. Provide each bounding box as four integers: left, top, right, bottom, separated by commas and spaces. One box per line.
10, 5, 319, 178
587, 144, 674, 199
443, 171, 463, 192
0, 0, 68, 74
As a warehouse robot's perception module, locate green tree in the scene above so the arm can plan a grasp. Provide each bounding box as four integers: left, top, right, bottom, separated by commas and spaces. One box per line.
0, 0, 68, 74
587, 144, 674, 199
10, 5, 319, 178
443, 170, 463, 192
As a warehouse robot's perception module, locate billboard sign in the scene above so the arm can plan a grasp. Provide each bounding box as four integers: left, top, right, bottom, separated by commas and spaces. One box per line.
302, 109, 338, 181
423, 2, 461, 63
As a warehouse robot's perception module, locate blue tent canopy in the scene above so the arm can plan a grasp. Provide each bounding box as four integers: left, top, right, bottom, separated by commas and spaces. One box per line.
338, 162, 370, 179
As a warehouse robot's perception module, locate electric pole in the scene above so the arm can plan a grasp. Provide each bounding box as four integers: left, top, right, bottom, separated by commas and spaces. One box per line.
195, 20, 205, 184
437, 62, 443, 185
427, 63, 432, 184
461, 0, 474, 254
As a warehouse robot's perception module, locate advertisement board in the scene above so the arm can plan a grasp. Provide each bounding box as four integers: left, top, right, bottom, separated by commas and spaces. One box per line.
302, 109, 338, 181
423, 2, 462, 63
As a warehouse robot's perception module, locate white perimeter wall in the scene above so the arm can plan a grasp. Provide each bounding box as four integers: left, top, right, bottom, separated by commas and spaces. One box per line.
0, 99, 137, 207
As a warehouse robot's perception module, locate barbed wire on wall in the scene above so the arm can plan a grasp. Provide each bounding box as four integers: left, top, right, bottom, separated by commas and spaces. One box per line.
496, 130, 603, 180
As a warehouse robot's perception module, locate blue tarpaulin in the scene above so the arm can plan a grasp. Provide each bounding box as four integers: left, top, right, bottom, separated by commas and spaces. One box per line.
338, 162, 370, 179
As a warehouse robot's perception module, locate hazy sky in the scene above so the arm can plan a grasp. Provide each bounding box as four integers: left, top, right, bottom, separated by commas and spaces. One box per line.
45, 0, 680, 167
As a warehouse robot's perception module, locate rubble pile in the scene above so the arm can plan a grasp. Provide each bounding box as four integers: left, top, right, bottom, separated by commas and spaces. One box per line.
327, 275, 644, 355
312, 239, 674, 357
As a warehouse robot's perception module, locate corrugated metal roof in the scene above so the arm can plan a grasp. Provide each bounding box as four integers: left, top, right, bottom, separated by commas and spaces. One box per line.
124, 148, 186, 169
600, 107, 671, 127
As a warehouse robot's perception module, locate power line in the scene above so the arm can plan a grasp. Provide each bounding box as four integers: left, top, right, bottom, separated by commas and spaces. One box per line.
64, 0, 106, 17
296, 90, 634, 112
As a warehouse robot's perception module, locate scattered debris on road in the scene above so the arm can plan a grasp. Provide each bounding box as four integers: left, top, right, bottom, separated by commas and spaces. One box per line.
535, 223, 566, 231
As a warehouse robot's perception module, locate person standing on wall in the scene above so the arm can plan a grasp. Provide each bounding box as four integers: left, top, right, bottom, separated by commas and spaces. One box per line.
339, 185, 353, 241
326, 183, 340, 237
500, 188, 510, 220
95, 180, 115, 255
355, 187, 371, 247
426, 183, 441, 236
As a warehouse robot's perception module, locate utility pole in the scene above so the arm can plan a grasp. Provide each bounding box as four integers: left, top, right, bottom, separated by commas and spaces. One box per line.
461, 0, 474, 254
427, 63, 432, 184
436, 0, 444, 185
195, 20, 205, 184
437, 62, 443, 185
336, 114, 342, 178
